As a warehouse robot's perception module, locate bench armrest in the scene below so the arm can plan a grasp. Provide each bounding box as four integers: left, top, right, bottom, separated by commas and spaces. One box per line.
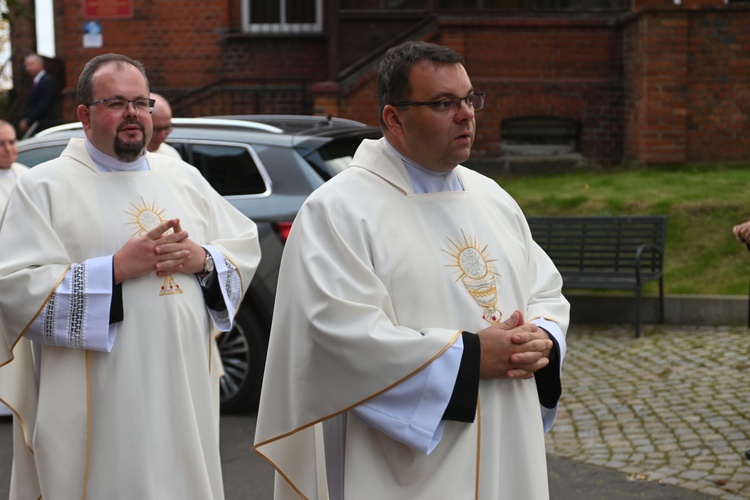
635, 243, 664, 285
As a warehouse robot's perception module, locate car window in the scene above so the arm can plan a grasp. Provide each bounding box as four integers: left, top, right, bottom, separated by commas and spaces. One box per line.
304, 136, 374, 178
190, 143, 268, 196
17, 144, 67, 167
167, 142, 187, 160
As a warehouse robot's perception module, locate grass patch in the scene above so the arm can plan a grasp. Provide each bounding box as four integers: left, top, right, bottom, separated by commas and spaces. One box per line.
495, 165, 750, 296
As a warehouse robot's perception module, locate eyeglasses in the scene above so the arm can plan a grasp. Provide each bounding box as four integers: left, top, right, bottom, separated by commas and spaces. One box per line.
85, 97, 155, 115
390, 92, 486, 114
153, 124, 173, 134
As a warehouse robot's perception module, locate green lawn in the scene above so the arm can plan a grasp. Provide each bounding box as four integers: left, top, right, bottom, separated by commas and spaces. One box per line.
493, 165, 750, 296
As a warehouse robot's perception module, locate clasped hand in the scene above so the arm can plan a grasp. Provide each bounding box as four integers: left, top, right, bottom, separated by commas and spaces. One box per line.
477, 310, 553, 380
733, 221, 750, 244
113, 218, 204, 284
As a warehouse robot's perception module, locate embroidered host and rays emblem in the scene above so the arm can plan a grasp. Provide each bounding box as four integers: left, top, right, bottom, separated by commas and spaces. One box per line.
125, 196, 183, 296
444, 231, 502, 325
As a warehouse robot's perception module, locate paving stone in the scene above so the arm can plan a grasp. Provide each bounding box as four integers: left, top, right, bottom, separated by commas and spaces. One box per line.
545, 325, 750, 497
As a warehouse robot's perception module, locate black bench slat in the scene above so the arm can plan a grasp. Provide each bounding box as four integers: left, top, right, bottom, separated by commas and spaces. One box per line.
527, 215, 667, 338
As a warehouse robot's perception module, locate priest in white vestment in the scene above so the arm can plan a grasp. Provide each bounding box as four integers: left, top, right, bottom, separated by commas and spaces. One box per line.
255, 42, 569, 499
0, 161, 28, 208
148, 92, 182, 159
0, 54, 261, 500
0, 120, 29, 210
0, 120, 28, 418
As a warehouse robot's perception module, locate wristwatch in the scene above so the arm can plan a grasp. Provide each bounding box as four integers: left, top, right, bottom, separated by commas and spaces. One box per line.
202, 249, 215, 275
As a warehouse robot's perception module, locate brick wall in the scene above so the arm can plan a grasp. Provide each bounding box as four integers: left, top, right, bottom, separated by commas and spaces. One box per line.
35, 0, 228, 121
336, 8, 750, 165
623, 12, 690, 164
338, 18, 625, 163
9, 1, 750, 164
686, 11, 750, 162
7, 0, 38, 124
623, 7, 750, 164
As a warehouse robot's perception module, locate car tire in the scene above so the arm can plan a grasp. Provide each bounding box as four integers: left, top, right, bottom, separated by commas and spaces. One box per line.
217, 303, 268, 414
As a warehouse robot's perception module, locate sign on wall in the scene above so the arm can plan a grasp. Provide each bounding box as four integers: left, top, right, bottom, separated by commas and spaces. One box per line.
83, 0, 134, 19
83, 21, 103, 48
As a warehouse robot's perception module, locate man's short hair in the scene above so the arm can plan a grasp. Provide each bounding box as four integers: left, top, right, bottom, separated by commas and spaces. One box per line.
77, 53, 149, 105
376, 41, 465, 127
24, 53, 44, 65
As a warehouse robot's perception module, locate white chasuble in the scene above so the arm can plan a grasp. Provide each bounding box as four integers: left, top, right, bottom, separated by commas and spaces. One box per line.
0, 163, 30, 212
0, 139, 260, 500
255, 138, 569, 499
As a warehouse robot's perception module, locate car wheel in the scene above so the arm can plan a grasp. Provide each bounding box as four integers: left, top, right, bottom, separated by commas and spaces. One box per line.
217, 303, 268, 414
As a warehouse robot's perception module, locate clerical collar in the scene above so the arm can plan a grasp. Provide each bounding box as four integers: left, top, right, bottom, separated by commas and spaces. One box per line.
85, 138, 149, 172
385, 139, 463, 194
0, 166, 14, 178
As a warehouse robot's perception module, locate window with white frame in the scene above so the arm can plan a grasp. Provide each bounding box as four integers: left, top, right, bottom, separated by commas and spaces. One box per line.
243, 0, 323, 34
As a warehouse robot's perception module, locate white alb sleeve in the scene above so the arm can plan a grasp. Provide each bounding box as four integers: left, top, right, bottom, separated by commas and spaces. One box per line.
351, 336, 463, 454
26, 255, 115, 352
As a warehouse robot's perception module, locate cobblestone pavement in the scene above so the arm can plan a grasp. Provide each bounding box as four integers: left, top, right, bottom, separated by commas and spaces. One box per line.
545, 324, 750, 499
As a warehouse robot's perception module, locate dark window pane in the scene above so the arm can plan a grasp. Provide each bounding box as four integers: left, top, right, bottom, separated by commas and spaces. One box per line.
250, 0, 280, 23
286, 0, 316, 23
437, 0, 626, 8
165, 141, 186, 160
501, 117, 579, 156
439, 0, 479, 7
341, 0, 428, 7
191, 144, 267, 196
484, 0, 524, 8
537, 0, 624, 8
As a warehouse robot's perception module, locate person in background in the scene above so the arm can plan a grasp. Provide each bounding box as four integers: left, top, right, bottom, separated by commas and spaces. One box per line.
0, 120, 28, 208
19, 54, 60, 136
147, 92, 181, 158
732, 220, 750, 460
0, 53, 261, 500
0, 119, 27, 419
254, 41, 569, 499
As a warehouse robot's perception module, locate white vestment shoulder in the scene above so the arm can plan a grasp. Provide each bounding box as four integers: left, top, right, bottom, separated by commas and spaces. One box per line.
153, 141, 182, 159
254, 138, 569, 499
0, 162, 28, 418
0, 138, 261, 500
0, 162, 30, 210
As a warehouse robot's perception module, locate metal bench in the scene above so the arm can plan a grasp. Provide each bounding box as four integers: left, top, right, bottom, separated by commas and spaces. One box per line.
526, 215, 668, 338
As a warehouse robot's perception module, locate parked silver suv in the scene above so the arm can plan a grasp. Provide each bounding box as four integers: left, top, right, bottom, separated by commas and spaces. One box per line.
16, 115, 382, 413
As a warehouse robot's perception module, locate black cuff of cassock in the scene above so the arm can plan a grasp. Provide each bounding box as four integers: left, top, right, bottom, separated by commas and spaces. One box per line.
198, 270, 225, 311
109, 261, 123, 324
535, 331, 561, 409
442, 331, 480, 423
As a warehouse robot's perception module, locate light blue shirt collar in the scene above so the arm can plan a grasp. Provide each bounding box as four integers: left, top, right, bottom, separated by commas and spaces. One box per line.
385, 139, 463, 194
85, 138, 149, 172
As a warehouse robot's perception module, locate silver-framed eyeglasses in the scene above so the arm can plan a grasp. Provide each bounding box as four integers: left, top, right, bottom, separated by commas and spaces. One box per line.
85, 97, 155, 115
390, 92, 486, 113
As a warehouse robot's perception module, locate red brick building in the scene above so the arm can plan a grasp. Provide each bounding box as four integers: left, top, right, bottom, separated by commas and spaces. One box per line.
8, 0, 750, 165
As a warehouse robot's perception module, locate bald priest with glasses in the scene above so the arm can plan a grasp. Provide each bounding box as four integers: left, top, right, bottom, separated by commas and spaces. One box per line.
255, 41, 569, 499
0, 53, 260, 500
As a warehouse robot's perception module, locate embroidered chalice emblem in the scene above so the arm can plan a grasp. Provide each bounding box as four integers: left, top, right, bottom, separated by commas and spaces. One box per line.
444, 231, 501, 325
125, 197, 183, 296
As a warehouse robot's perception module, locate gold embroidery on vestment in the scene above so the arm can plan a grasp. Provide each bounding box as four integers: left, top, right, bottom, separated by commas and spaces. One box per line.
444, 230, 502, 325
125, 196, 183, 296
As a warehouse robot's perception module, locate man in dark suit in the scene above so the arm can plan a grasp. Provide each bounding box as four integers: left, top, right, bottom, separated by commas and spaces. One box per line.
19, 53, 60, 136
